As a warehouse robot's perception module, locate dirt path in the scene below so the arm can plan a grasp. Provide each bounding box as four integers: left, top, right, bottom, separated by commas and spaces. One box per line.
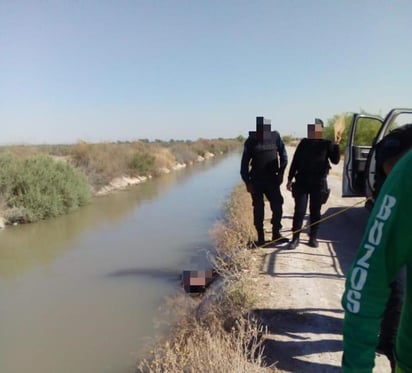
249, 146, 391, 372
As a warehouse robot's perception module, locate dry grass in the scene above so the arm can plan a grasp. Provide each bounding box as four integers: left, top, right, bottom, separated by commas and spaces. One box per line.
70, 142, 132, 188
138, 293, 269, 373
152, 146, 176, 174
136, 183, 277, 372
209, 184, 256, 276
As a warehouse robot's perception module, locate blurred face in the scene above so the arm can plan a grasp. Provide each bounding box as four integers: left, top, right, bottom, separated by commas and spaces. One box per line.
307, 124, 323, 139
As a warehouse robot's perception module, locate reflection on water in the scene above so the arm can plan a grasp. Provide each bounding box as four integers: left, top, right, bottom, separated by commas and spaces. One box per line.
107, 267, 180, 281
0, 179, 162, 278
0, 152, 241, 373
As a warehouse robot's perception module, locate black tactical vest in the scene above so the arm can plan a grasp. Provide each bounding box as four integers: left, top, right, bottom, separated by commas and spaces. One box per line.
250, 131, 279, 180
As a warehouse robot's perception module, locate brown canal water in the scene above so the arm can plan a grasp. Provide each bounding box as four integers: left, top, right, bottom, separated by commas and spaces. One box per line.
0, 152, 241, 373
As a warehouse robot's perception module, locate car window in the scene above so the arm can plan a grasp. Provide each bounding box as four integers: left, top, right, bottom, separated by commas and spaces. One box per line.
353, 117, 382, 146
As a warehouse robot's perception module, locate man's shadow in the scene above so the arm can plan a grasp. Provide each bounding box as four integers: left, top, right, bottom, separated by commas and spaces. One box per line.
318, 205, 369, 273
250, 308, 343, 372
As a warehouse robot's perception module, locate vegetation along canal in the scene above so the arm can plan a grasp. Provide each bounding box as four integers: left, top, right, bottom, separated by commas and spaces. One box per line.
0, 151, 241, 373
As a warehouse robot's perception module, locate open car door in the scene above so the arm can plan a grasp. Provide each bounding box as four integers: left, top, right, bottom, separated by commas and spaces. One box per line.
342, 113, 383, 197
364, 108, 412, 200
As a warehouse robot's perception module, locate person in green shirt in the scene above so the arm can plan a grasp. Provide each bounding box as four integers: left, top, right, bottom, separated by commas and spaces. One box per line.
374, 124, 412, 371
341, 148, 412, 372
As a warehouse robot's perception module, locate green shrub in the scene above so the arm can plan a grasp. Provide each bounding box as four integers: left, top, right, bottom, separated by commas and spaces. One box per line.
0, 153, 20, 204
128, 152, 155, 175
1, 153, 91, 222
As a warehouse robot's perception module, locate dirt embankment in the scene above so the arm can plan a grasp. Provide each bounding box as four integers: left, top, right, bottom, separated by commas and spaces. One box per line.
248, 146, 391, 372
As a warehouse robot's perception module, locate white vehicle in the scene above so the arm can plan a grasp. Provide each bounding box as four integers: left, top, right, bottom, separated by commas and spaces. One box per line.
342, 108, 412, 207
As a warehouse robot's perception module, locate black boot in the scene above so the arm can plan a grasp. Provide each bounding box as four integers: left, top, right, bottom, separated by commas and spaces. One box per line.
255, 228, 266, 246
272, 230, 289, 244
287, 234, 299, 250
308, 235, 319, 248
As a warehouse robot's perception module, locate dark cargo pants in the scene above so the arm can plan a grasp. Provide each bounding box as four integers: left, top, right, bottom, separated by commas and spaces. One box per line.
250, 180, 284, 235
291, 180, 323, 239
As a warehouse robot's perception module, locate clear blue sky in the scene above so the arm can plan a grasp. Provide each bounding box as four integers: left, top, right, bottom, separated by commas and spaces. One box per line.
1, 0, 412, 144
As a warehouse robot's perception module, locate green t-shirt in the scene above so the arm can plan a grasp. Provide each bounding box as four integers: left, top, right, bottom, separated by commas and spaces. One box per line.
342, 149, 412, 373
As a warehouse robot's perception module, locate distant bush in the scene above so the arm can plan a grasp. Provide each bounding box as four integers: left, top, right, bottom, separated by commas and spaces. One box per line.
0, 153, 17, 200
151, 147, 176, 175
0, 153, 91, 223
0, 145, 44, 158
282, 135, 295, 145
166, 138, 241, 164
169, 143, 199, 164
236, 135, 245, 142
0, 144, 72, 158
176, 138, 241, 158
128, 152, 155, 175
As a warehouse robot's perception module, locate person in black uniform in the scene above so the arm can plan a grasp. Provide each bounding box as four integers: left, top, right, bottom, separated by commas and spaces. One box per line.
240, 116, 288, 246
286, 119, 340, 249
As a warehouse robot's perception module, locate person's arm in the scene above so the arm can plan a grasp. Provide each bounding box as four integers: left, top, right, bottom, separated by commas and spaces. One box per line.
274, 132, 287, 185
275, 132, 288, 174
287, 139, 304, 184
240, 139, 252, 184
341, 158, 412, 372
328, 141, 340, 165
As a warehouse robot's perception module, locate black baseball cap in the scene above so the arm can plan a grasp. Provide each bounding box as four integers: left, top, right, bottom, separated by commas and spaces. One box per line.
314, 118, 324, 127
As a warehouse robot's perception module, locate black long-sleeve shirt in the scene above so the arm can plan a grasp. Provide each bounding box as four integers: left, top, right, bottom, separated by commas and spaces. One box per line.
288, 138, 340, 184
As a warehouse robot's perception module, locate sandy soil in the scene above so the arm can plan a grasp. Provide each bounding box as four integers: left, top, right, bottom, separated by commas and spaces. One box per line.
249, 146, 391, 372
